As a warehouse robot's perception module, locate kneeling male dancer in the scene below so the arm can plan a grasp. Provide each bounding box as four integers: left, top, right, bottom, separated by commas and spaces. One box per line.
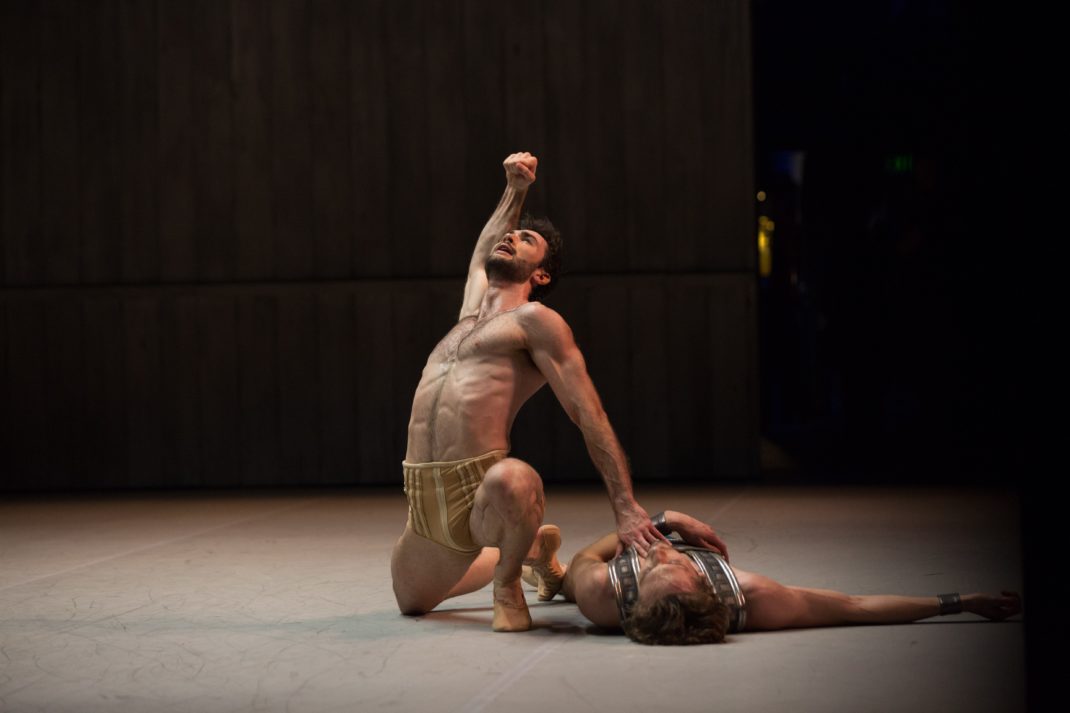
544, 511, 1021, 644
390, 152, 666, 631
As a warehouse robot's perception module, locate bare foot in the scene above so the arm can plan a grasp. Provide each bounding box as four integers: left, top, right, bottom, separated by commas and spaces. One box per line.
964, 591, 1022, 621
492, 579, 532, 632
522, 524, 566, 601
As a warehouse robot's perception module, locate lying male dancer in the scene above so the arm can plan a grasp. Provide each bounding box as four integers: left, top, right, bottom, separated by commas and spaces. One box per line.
390, 152, 666, 631
529, 510, 1021, 644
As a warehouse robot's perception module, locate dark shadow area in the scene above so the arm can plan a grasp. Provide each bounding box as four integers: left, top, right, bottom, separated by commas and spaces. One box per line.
752, 1, 1024, 486
752, 3, 1042, 707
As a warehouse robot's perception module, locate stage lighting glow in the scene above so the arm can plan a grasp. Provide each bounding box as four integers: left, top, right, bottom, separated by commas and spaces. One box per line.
758, 215, 774, 277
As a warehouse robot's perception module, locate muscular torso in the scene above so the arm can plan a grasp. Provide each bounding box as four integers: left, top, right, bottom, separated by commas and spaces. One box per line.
405, 305, 548, 463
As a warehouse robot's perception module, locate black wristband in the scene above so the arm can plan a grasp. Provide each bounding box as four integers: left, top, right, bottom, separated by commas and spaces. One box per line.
651, 511, 673, 536
937, 592, 963, 615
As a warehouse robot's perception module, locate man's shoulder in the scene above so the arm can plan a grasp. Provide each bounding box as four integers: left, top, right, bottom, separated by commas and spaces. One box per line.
573, 554, 620, 627
513, 302, 573, 348
513, 302, 568, 331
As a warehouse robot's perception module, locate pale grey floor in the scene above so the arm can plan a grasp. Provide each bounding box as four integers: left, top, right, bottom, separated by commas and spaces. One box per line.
0, 485, 1024, 713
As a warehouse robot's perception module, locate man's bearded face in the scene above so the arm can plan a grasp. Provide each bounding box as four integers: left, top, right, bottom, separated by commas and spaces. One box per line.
485, 252, 535, 283
484, 229, 547, 286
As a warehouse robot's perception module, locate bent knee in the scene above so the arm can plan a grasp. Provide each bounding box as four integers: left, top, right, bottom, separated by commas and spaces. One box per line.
397, 601, 430, 617
390, 544, 442, 616
392, 584, 439, 617
482, 459, 543, 502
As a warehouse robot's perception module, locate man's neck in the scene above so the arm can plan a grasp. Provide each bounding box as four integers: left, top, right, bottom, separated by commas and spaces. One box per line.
478, 282, 531, 320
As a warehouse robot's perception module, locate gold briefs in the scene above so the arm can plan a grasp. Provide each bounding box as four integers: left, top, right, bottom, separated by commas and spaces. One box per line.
402, 450, 509, 554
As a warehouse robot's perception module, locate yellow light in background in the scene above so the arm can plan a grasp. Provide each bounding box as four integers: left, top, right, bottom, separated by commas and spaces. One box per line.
756, 190, 767, 202
758, 215, 774, 278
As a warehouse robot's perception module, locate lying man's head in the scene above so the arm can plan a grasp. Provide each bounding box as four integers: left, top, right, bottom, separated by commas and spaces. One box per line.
622, 542, 730, 645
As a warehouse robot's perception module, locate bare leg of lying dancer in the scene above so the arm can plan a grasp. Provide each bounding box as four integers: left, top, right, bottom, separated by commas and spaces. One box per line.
540, 510, 1021, 644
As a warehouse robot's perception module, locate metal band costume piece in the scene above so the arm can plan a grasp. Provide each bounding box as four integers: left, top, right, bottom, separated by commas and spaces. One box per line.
937, 592, 963, 615
650, 511, 673, 536
607, 534, 747, 633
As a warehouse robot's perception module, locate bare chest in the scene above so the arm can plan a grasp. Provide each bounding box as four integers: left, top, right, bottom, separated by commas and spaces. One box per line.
429, 313, 526, 368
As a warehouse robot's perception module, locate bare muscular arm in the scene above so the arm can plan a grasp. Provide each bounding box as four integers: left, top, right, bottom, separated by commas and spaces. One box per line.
459, 152, 537, 320
523, 305, 667, 555
739, 570, 1022, 630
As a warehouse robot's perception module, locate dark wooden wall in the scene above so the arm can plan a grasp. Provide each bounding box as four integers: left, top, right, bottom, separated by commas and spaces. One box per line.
0, 0, 755, 490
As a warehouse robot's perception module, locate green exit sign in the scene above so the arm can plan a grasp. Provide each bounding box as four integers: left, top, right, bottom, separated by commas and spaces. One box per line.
885, 155, 913, 174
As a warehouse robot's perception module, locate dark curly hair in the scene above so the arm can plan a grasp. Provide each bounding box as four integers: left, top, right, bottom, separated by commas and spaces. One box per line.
622, 578, 730, 645
520, 213, 563, 302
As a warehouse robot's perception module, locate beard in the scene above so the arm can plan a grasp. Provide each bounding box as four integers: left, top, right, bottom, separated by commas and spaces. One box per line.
485, 253, 533, 284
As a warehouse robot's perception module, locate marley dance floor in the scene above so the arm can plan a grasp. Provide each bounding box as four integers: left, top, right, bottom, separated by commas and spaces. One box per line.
0, 485, 1024, 712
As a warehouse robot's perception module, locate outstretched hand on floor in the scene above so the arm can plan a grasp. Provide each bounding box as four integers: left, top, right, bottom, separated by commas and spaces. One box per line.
965, 591, 1021, 621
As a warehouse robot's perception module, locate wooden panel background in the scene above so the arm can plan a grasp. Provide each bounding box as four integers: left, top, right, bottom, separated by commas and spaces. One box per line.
0, 0, 755, 490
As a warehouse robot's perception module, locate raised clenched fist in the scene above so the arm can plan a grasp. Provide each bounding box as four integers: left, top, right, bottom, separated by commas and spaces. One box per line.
503, 152, 537, 189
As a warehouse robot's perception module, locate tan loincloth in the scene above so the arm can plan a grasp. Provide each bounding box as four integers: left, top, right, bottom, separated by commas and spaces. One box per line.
402, 450, 509, 554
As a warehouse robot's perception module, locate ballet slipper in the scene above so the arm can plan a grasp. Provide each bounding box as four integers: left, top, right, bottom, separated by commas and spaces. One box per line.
492, 580, 532, 632
523, 524, 566, 601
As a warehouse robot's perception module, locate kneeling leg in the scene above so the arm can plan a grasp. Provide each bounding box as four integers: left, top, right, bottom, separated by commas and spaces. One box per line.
468, 458, 546, 631
390, 527, 484, 615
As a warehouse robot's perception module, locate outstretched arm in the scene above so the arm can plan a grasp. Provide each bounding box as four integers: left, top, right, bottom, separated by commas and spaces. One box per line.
524, 307, 667, 555
738, 569, 1022, 630
459, 152, 537, 320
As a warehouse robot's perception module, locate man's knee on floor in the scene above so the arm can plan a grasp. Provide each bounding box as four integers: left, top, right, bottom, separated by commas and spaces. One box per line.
392, 582, 437, 616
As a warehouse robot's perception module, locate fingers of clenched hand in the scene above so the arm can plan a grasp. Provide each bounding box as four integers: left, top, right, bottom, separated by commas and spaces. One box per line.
504, 152, 537, 181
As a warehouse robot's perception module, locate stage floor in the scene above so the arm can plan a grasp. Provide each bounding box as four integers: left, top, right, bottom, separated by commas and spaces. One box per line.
0, 485, 1024, 712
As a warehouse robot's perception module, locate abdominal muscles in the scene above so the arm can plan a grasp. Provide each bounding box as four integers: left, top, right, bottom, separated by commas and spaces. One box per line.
406, 358, 524, 463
